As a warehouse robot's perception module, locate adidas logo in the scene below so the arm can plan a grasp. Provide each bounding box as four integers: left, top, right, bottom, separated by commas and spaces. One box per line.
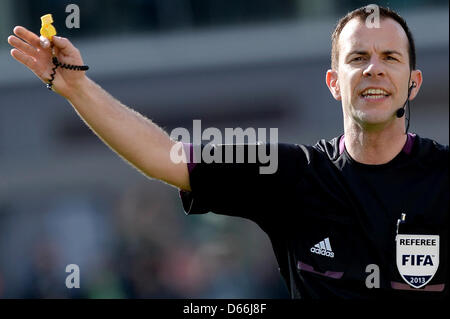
310, 237, 334, 258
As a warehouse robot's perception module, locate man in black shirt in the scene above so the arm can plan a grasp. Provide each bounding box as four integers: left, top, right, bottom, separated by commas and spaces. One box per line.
8, 5, 448, 298
178, 7, 448, 298
181, 134, 448, 298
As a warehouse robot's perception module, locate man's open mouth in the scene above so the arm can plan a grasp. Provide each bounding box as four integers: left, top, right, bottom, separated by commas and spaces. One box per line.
360, 88, 391, 99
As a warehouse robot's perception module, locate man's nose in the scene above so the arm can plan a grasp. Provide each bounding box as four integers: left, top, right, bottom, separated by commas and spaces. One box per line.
362, 57, 385, 77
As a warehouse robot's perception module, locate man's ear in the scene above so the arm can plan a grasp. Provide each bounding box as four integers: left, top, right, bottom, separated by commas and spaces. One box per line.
408, 69, 423, 101
326, 69, 341, 101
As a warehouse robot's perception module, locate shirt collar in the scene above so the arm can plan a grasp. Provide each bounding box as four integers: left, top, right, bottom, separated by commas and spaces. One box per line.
339, 133, 416, 156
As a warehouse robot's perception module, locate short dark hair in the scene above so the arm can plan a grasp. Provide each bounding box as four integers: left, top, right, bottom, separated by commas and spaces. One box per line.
331, 6, 416, 70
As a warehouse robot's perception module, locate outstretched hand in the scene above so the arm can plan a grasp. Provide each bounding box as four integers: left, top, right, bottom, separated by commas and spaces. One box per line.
8, 26, 87, 99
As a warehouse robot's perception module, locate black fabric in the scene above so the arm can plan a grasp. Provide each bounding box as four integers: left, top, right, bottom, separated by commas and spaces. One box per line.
180, 135, 449, 299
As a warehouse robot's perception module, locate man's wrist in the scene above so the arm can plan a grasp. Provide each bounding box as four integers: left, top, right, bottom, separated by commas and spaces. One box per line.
65, 75, 91, 101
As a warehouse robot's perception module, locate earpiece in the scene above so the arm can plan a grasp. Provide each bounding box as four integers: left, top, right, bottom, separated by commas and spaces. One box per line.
396, 81, 416, 118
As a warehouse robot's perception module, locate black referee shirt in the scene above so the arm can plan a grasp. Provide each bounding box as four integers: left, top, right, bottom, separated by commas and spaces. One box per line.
179, 133, 448, 299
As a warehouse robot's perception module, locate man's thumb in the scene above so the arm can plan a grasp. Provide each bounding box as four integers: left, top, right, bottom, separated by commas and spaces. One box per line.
52, 36, 73, 55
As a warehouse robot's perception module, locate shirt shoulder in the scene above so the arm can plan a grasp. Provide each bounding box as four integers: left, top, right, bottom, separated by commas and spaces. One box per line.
275, 137, 342, 178
311, 136, 342, 160
411, 135, 448, 168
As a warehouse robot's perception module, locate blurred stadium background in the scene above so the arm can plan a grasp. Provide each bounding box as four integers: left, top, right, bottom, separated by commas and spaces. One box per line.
0, 0, 448, 298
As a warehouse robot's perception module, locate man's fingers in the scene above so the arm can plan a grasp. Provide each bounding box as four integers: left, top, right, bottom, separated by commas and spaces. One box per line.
10, 48, 37, 72
8, 35, 38, 57
13, 26, 40, 48
40, 36, 51, 49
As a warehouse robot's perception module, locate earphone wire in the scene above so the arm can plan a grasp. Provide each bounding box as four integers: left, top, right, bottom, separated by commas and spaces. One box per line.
404, 71, 413, 135
406, 99, 410, 134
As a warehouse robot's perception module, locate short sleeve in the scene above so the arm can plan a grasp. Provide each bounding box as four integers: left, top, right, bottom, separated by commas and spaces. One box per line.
179, 143, 308, 223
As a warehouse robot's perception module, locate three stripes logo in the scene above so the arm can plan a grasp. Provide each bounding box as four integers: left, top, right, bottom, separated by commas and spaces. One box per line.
310, 237, 334, 258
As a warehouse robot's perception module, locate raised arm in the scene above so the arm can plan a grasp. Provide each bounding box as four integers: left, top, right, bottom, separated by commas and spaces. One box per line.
8, 26, 191, 191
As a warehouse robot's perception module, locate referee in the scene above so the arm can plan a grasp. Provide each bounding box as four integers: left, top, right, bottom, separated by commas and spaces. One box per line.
8, 6, 448, 299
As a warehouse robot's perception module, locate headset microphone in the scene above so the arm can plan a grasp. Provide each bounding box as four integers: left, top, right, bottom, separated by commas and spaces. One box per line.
395, 107, 405, 118
396, 81, 416, 118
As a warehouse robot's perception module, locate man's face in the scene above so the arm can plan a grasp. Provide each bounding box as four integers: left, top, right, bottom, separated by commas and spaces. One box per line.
331, 17, 418, 128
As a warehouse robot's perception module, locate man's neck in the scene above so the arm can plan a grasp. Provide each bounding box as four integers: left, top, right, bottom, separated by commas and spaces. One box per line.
344, 121, 408, 165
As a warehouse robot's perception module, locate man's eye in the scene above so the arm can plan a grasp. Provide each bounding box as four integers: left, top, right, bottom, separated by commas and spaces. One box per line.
352, 57, 363, 61
386, 56, 397, 61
